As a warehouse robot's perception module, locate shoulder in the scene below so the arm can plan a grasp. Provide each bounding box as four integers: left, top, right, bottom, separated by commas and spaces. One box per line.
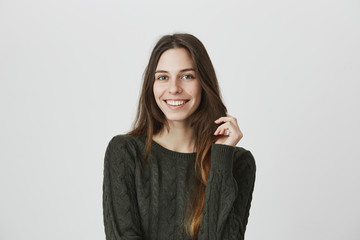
210, 144, 256, 174
233, 146, 256, 175
105, 134, 145, 166
107, 134, 145, 152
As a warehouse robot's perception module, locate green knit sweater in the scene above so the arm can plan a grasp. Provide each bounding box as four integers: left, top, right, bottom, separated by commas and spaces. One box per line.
102, 134, 256, 240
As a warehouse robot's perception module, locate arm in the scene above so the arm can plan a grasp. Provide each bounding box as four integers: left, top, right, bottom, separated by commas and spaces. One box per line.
198, 144, 256, 240
103, 136, 144, 240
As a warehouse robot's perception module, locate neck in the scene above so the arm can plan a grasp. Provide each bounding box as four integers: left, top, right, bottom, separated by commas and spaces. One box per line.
153, 120, 195, 153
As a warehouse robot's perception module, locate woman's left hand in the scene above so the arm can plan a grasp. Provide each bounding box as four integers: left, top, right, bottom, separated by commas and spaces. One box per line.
214, 114, 243, 146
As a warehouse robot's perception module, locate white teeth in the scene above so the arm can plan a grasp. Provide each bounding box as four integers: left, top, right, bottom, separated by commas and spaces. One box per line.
166, 100, 186, 106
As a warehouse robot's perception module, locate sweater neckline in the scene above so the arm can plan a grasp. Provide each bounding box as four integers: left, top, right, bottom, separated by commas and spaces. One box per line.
150, 139, 197, 160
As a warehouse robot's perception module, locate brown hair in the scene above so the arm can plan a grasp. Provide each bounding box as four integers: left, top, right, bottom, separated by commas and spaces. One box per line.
128, 33, 227, 239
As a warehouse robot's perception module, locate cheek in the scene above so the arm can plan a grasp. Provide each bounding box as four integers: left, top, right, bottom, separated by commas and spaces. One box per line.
192, 82, 202, 99
153, 82, 162, 99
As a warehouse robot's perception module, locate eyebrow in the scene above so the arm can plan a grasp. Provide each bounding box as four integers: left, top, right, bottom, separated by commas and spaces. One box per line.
155, 68, 195, 74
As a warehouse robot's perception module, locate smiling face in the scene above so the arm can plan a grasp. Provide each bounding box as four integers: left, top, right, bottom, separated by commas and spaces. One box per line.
153, 48, 202, 124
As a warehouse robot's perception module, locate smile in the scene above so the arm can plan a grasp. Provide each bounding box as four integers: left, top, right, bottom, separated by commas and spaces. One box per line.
166, 100, 188, 106
163, 99, 190, 109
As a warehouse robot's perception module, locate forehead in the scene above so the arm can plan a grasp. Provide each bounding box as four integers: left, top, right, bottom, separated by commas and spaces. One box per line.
156, 48, 194, 71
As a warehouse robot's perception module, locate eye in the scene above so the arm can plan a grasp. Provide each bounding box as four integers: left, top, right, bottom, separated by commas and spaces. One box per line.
156, 75, 168, 80
181, 74, 195, 80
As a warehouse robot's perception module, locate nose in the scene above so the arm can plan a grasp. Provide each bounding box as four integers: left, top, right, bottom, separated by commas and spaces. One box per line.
168, 79, 182, 94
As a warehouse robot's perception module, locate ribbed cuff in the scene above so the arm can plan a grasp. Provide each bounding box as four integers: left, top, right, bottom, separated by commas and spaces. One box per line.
210, 143, 236, 172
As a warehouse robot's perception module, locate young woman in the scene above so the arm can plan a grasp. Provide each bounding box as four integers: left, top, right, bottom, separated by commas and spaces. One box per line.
103, 33, 256, 240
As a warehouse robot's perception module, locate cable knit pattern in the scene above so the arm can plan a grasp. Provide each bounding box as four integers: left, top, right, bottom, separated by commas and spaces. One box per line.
103, 134, 256, 240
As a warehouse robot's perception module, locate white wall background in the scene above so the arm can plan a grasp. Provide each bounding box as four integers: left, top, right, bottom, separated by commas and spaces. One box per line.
1, 0, 359, 239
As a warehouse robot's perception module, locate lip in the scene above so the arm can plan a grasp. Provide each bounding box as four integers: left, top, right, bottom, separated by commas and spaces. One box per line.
163, 99, 190, 110
163, 99, 190, 101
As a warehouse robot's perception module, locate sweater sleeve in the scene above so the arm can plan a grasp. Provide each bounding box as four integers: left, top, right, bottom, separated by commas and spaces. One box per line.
102, 136, 144, 240
198, 143, 256, 240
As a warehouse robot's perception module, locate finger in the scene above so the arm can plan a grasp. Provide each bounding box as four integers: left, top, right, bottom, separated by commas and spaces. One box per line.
214, 122, 232, 135
214, 116, 237, 124
214, 124, 223, 135
214, 116, 231, 123
219, 128, 225, 135
215, 127, 228, 136
215, 125, 228, 135
214, 126, 220, 135
215, 121, 234, 133
221, 128, 230, 135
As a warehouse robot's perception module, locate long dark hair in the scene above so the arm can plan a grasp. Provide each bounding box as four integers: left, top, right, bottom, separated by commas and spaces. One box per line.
128, 33, 227, 239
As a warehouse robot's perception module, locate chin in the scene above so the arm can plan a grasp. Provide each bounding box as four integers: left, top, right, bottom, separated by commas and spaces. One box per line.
164, 114, 191, 122
165, 117, 188, 122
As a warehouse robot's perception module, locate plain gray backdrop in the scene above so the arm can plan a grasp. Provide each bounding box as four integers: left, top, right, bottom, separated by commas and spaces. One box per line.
1, 0, 359, 239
